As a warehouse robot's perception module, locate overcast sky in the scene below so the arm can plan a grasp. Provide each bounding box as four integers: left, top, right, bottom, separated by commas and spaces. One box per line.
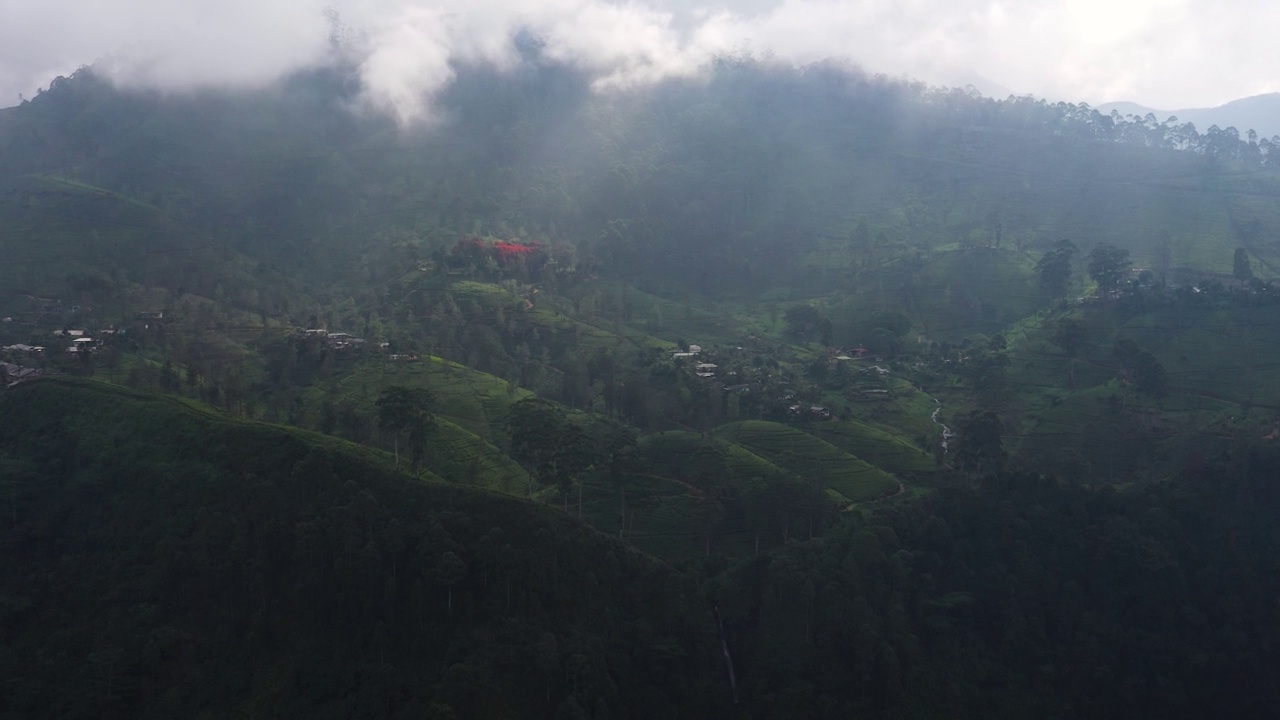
3, 0, 1278, 119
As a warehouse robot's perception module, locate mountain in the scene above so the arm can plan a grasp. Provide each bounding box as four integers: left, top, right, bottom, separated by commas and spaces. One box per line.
1098, 92, 1280, 139
8, 51, 1280, 717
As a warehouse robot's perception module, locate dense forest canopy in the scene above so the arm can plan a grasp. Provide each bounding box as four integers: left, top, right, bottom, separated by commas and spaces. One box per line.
5, 44, 1280, 719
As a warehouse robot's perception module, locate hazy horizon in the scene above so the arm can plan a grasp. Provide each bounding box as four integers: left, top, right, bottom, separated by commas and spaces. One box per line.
4, 0, 1279, 120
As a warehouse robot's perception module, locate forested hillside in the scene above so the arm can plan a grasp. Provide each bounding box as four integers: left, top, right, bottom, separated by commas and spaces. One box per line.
6, 45, 1280, 719
0, 380, 725, 719
4, 379, 1280, 719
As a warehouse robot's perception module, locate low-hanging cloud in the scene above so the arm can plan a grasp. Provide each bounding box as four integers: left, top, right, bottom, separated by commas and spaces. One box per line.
2, 0, 1279, 119
345, 0, 716, 124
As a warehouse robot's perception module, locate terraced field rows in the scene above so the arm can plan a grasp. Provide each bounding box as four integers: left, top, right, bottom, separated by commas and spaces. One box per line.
340, 355, 531, 438
807, 420, 936, 476
715, 420, 898, 503
428, 418, 531, 495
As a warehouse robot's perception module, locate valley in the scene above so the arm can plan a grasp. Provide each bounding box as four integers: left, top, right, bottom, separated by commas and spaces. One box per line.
4, 57, 1280, 718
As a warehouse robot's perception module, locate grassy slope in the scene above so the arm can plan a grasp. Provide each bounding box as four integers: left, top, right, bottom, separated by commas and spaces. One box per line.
617, 431, 793, 558
0, 377, 725, 719
312, 354, 530, 438
715, 420, 898, 503
300, 355, 532, 493
640, 429, 789, 485
1005, 298, 1280, 477
806, 419, 937, 476
0, 176, 272, 303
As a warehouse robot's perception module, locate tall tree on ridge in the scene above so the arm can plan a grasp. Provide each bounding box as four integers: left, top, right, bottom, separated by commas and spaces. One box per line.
377, 385, 436, 472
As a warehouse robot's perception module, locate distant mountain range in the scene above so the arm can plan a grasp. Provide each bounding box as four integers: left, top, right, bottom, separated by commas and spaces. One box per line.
1098, 93, 1280, 140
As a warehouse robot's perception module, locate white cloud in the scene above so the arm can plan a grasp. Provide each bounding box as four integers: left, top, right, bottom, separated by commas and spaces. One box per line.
1, 0, 1278, 116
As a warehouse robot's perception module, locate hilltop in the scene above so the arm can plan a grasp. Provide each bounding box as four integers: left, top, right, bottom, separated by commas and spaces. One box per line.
0, 378, 727, 718
1099, 92, 1280, 140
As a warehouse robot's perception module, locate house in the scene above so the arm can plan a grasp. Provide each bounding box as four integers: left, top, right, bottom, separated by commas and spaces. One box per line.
1, 362, 42, 386
326, 333, 364, 349
695, 362, 718, 371
72, 338, 97, 352
136, 311, 165, 320
809, 406, 832, 420
672, 351, 698, 358
696, 372, 716, 378
849, 346, 869, 358
3, 344, 43, 354
688, 344, 702, 353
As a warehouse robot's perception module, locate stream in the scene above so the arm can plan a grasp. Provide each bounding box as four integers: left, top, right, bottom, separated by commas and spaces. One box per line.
868, 364, 953, 455
713, 604, 739, 704
920, 392, 954, 454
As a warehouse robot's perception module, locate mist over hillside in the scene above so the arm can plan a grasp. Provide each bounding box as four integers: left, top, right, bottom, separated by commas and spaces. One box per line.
7, 37, 1280, 720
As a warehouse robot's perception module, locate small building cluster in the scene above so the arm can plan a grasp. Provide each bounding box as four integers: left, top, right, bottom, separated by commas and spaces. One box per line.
51, 328, 114, 353
1, 362, 44, 387
300, 328, 367, 350
2, 343, 45, 355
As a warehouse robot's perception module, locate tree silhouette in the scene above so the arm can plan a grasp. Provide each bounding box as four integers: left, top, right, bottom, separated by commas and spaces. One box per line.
376, 385, 436, 471
952, 410, 1006, 475
1088, 244, 1131, 294
1233, 247, 1254, 280
1036, 239, 1077, 300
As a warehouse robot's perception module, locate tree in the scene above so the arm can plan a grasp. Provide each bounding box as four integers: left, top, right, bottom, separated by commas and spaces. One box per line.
784, 304, 827, 343
1114, 339, 1167, 400
1087, 244, 1131, 294
952, 410, 1005, 475
1035, 239, 1077, 300
1050, 318, 1090, 357
959, 351, 1009, 408
861, 310, 912, 355
1233, 247, 1254, 280
507, 398, 601, 503
437, 551, 467, 614
1130, 351, 1168, 400
376, 386, 436, 471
